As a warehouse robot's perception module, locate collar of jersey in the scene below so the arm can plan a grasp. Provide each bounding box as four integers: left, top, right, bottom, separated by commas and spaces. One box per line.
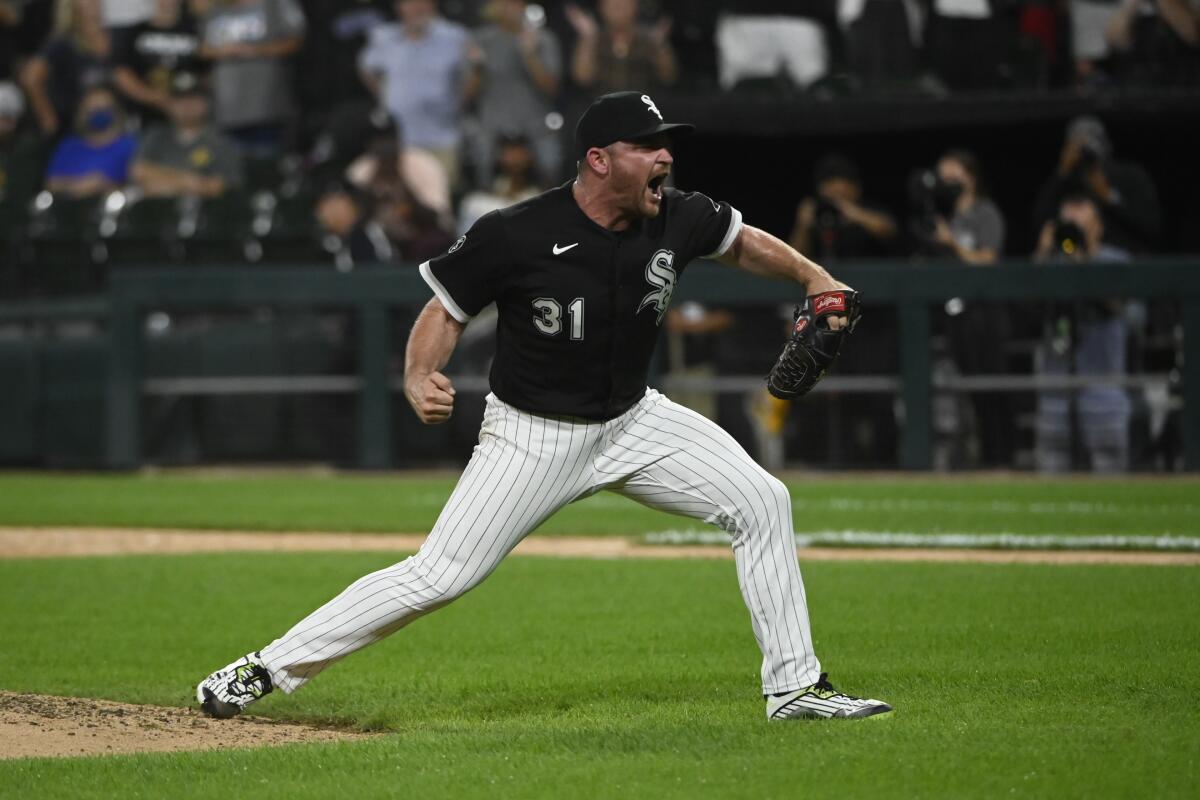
561, 180, 648, 240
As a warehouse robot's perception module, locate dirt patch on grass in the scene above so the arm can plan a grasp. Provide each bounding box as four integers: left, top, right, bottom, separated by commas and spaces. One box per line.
0, 527, 1197, 565
0, 691, 367, 760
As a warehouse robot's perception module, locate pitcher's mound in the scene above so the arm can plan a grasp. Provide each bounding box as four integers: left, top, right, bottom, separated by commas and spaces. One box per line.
0, 691, 368, 760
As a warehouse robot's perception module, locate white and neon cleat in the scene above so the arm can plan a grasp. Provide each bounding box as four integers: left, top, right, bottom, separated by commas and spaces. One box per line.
767, 673, 892, 720
196, 651, 274, 719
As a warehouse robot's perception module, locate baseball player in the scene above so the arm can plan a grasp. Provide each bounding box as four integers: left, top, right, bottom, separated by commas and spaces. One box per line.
197, 92, 891, 721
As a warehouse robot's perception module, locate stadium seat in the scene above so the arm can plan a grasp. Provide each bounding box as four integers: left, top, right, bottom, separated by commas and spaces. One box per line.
22, 193, 106, 295
251, 187, 324, 263
243, 157, 283, 193
182, 191, 253, 263
100, 193, 181, 266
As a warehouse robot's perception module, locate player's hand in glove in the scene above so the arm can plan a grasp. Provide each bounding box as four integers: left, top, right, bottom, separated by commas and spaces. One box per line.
766, 289, 862, 400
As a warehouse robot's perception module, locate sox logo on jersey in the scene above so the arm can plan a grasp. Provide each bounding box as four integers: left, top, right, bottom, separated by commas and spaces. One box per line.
638, 249, 677, 325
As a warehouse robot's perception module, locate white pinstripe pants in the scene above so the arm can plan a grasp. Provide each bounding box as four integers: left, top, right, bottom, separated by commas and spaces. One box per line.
260, 389, 822, 695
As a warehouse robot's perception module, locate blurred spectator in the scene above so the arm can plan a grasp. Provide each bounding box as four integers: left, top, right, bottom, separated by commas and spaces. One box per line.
463, 0, 562, 187
841, 0, 921, 90
789, 153, 898, 261
44, 84, 137, 196
566, 0, 677, 92
1, 1, 26, 80
1032, 115, 1161, 253
111, 0, 203, 126
663, 302, 734, 421
129, 73, 242, 197
1106, 0, 1200, 85
457, 132, 541, 233
343, 106, 452, 230
713, 3, 828, 91
20, 0, 112, 137
924, 0, 1009, 90
1, 1, 54, 81
788, 152, 900, 467
315, 183, 394, 269
927, 148, 1014, 467
334, 104, 454, 260
1033, 192, 1135, 472
0, 82, 44, 218
1072, 0, 1118, 86
374, 180, 454, 262
294, 0, 389, 132
199, 0, 305, 155
928, 149, 1004, 264
101, 0, 152, 37
358, 0, 469, 186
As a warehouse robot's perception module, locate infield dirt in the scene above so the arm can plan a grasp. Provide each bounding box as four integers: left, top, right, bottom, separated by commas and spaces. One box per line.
0, 692, 368, 760
0, 527, 1197, 565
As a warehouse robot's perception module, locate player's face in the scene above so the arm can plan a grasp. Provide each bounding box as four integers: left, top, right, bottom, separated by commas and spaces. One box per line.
609, 135, 674, 218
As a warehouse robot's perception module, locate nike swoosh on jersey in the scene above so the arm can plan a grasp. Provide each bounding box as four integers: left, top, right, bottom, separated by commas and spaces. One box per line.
552, 243, 580, 255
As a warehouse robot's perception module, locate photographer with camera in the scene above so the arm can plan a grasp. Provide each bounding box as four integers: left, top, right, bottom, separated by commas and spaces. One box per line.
789, 153, 898, 261
911, 149, 1015, 467
920, 149, 1004, 265
1033, 115, 1161, 253
1033, 192, 1136, 472
781, 153, 899, 467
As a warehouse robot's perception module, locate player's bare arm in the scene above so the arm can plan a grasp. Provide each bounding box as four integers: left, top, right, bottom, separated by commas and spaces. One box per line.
403, 298, 464, 424
718, 224, 852, 328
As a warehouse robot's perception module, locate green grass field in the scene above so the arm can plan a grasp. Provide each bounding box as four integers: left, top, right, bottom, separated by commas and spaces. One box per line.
1, 473, 1198, 797
1, 472, 1198, 539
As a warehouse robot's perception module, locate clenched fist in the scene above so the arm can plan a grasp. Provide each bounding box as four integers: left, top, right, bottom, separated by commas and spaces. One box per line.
405, 371, 456, 424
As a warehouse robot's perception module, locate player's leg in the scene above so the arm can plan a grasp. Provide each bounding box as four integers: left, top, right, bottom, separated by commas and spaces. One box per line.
597, 390, 819, 695
599, 390, 891, 719
199, 396, 599, 714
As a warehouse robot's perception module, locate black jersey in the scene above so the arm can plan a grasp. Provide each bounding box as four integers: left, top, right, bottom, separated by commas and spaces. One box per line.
420, 181, 742, 420
112, 18, 203, 123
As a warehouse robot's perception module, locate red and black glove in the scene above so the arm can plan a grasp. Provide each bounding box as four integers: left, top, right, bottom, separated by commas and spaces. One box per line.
766, 289, 863, 400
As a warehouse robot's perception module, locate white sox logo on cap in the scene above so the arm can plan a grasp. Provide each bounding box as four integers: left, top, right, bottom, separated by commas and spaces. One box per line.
641, 94, 662, 120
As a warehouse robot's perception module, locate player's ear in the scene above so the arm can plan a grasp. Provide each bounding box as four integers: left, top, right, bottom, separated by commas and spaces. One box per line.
586, 146, 610, 177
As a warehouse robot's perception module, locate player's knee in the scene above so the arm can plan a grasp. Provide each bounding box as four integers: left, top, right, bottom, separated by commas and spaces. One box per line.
405, 555, 465, 606
762, 474, 794, 523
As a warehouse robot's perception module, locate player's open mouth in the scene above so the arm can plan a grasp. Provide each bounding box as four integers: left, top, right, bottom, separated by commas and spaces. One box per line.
647, 174, 666, 200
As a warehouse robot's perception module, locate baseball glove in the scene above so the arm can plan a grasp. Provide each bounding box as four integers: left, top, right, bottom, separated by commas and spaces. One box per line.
766, 289, 862, 400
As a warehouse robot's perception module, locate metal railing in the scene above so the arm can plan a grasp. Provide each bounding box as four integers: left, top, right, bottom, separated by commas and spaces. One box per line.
4, 259, 1194, 469
87, 259, 1199, 470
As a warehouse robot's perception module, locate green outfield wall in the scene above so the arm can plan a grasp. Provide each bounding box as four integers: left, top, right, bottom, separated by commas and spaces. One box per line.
1, 260, 1196, 470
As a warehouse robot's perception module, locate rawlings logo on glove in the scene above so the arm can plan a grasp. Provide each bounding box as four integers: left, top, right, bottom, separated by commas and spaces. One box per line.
813, 293, 846, 314
766, 289, 862, 400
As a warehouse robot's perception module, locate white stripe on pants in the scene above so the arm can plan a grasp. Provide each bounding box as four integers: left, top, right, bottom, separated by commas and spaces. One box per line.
259, 389, 822, 695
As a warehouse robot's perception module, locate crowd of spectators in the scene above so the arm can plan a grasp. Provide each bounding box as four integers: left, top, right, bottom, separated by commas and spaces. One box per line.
1, 0, 1195, 271
0, 0, 1192, 472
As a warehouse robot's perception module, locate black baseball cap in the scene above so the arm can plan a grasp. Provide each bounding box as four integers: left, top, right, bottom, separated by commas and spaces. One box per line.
574, 91, 694, 157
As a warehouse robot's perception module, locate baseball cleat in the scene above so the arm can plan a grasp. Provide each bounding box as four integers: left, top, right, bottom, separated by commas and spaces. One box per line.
766, 673, 892, 720
196, 651, 273, 719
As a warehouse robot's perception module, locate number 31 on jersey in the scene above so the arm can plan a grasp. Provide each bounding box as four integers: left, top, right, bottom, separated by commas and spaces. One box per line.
532, 298, 585, 340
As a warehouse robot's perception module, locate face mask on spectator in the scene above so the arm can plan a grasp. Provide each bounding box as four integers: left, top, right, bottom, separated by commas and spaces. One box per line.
84, 108, 116, 133
934, 179, 963, 214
